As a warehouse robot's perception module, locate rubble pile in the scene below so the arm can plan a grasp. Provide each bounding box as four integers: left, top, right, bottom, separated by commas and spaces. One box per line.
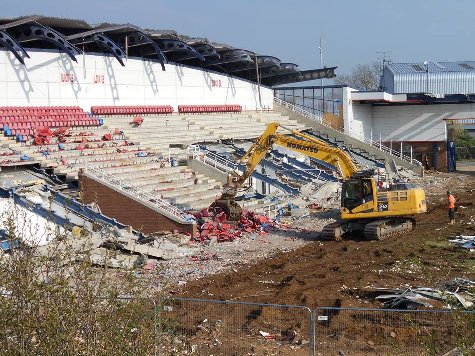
193, 208, 276, 243
449, 235, 475, 250
368, 278, 475, 310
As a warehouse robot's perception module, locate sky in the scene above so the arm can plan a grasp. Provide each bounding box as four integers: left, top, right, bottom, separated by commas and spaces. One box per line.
3, 0, 475, 77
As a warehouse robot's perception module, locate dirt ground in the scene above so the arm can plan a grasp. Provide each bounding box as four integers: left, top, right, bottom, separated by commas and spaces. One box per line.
176, 171, 475, 309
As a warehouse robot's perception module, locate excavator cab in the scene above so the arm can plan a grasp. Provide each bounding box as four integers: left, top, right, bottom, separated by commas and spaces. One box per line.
341, 178, 375, 211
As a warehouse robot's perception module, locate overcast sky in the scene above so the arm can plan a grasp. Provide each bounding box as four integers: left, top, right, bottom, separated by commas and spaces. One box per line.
3, 0, 474, 77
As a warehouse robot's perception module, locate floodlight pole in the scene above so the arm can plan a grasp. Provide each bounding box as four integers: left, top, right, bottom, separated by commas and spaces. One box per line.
255, 55, 262, 111
319, 36, 324, 88
426, 65, 429, 93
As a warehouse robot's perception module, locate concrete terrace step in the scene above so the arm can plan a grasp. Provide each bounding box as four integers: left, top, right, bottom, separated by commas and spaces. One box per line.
139, 177, 201, 191
121, 170, 201, 184
157, 182, 220, 199
102, 163, 183, 175
170, 188, 221, 205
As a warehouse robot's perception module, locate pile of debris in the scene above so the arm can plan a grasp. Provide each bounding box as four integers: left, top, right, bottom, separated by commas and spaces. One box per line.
193, 208, 275, 243
449, 235, 475, 250
369, 278, 475, 310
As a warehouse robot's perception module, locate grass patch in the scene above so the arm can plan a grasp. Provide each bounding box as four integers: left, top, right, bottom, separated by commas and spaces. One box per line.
425, 240, 451, 249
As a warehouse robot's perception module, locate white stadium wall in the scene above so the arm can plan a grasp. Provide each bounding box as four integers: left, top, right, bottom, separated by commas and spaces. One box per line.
0, 49, 273, 110
342, 87, 373, 140
345, 87, 475, 143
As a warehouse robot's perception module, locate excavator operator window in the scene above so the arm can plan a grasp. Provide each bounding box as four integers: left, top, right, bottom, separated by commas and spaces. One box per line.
361, 179, 373, 202
342, 180, 363, 209
342, 179, 373, 209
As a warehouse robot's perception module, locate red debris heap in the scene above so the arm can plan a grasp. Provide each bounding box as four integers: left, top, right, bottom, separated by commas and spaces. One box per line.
193, 207, 274, 243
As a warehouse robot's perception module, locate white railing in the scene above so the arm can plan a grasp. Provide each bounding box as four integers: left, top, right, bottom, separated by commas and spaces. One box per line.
274, 97, 422, 166
188, 145, 237, 173
360, 136, 421, 166
84, 164, 191, 222
274, 97, 324, 124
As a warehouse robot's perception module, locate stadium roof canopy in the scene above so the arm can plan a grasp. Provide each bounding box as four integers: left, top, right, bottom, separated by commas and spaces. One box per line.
0, 15, 336, 87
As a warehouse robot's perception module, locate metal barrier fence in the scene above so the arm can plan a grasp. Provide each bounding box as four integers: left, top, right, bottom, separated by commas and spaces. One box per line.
158, 298, 475, 356
158, 297, 312, 355
1, 292, 473, 355
314, 307, 474, 355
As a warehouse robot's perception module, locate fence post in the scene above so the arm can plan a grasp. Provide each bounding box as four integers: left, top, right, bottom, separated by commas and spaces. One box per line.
309, 308, 316, 356
153, 298, 159, 356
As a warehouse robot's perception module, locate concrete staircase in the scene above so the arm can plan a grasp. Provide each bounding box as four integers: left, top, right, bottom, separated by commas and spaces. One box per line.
274, 100, 422, 175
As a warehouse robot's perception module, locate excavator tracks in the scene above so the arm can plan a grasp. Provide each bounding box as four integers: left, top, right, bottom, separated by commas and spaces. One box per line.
363, 218, 414, 241
320, 221, 347, 241
321, 218, 415, 241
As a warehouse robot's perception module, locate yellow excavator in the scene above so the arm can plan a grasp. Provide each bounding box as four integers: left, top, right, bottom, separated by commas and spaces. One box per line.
210, 122, 427, 240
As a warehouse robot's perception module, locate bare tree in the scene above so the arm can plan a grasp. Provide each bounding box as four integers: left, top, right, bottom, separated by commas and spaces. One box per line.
335, 62, 381, 91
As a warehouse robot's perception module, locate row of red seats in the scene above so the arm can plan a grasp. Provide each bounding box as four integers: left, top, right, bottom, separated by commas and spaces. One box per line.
91, 105, 174, 115
178, 105, 242, 114
0, 106, 84, 115
10, 128, 35, 137
6, 119, 100, 130
1, 114, 90, 122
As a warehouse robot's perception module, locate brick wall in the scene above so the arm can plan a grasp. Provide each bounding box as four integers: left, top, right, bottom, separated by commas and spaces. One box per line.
78, 173, 196, 236
398, 141, 448, 172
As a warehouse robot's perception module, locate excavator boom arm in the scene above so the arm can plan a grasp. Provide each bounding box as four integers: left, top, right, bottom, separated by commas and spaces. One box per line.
235, 122, 358, 187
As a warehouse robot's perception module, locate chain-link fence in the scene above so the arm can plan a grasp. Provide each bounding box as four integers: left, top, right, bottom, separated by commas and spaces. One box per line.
314, 307, 474, 355
158, 297, 313, 355
157, 299, 475, 356
1, 293, 473, 355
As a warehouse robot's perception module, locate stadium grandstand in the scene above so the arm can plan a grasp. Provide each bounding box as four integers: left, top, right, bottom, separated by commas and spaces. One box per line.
0, 15, 420, 240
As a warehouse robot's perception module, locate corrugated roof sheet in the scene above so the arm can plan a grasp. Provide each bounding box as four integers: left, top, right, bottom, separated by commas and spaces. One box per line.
387, 61, 475, 74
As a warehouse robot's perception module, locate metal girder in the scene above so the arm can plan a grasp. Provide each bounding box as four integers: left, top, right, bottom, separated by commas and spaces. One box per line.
206, 49, 253, 67
255, 55, 281, 69
189, 43, 219, 59
0, 16, 41, 30
126, 31, 166, 65
299, 67, 337, 81
155, 39, 205, 62
260, 63, 300, 79
68, 25, 166, 70
262, 73, 303, 86
93, 33, 126, 66
228, 55, 281, 75
14, 23, 80, 62
0, 30, 29, 65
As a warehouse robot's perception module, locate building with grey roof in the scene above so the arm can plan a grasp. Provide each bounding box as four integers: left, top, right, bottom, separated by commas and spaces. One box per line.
380, 61, 475, 95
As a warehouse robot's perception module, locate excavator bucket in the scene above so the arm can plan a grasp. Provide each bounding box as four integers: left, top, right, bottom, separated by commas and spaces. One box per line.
209, 198, 243, 221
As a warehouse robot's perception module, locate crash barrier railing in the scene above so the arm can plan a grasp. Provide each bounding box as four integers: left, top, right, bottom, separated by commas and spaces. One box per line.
275, 97, 324, 124
274, 97, 422, 166
83, 164, 190, 222
188, 145, 237, 173
158, 298, 475, 356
